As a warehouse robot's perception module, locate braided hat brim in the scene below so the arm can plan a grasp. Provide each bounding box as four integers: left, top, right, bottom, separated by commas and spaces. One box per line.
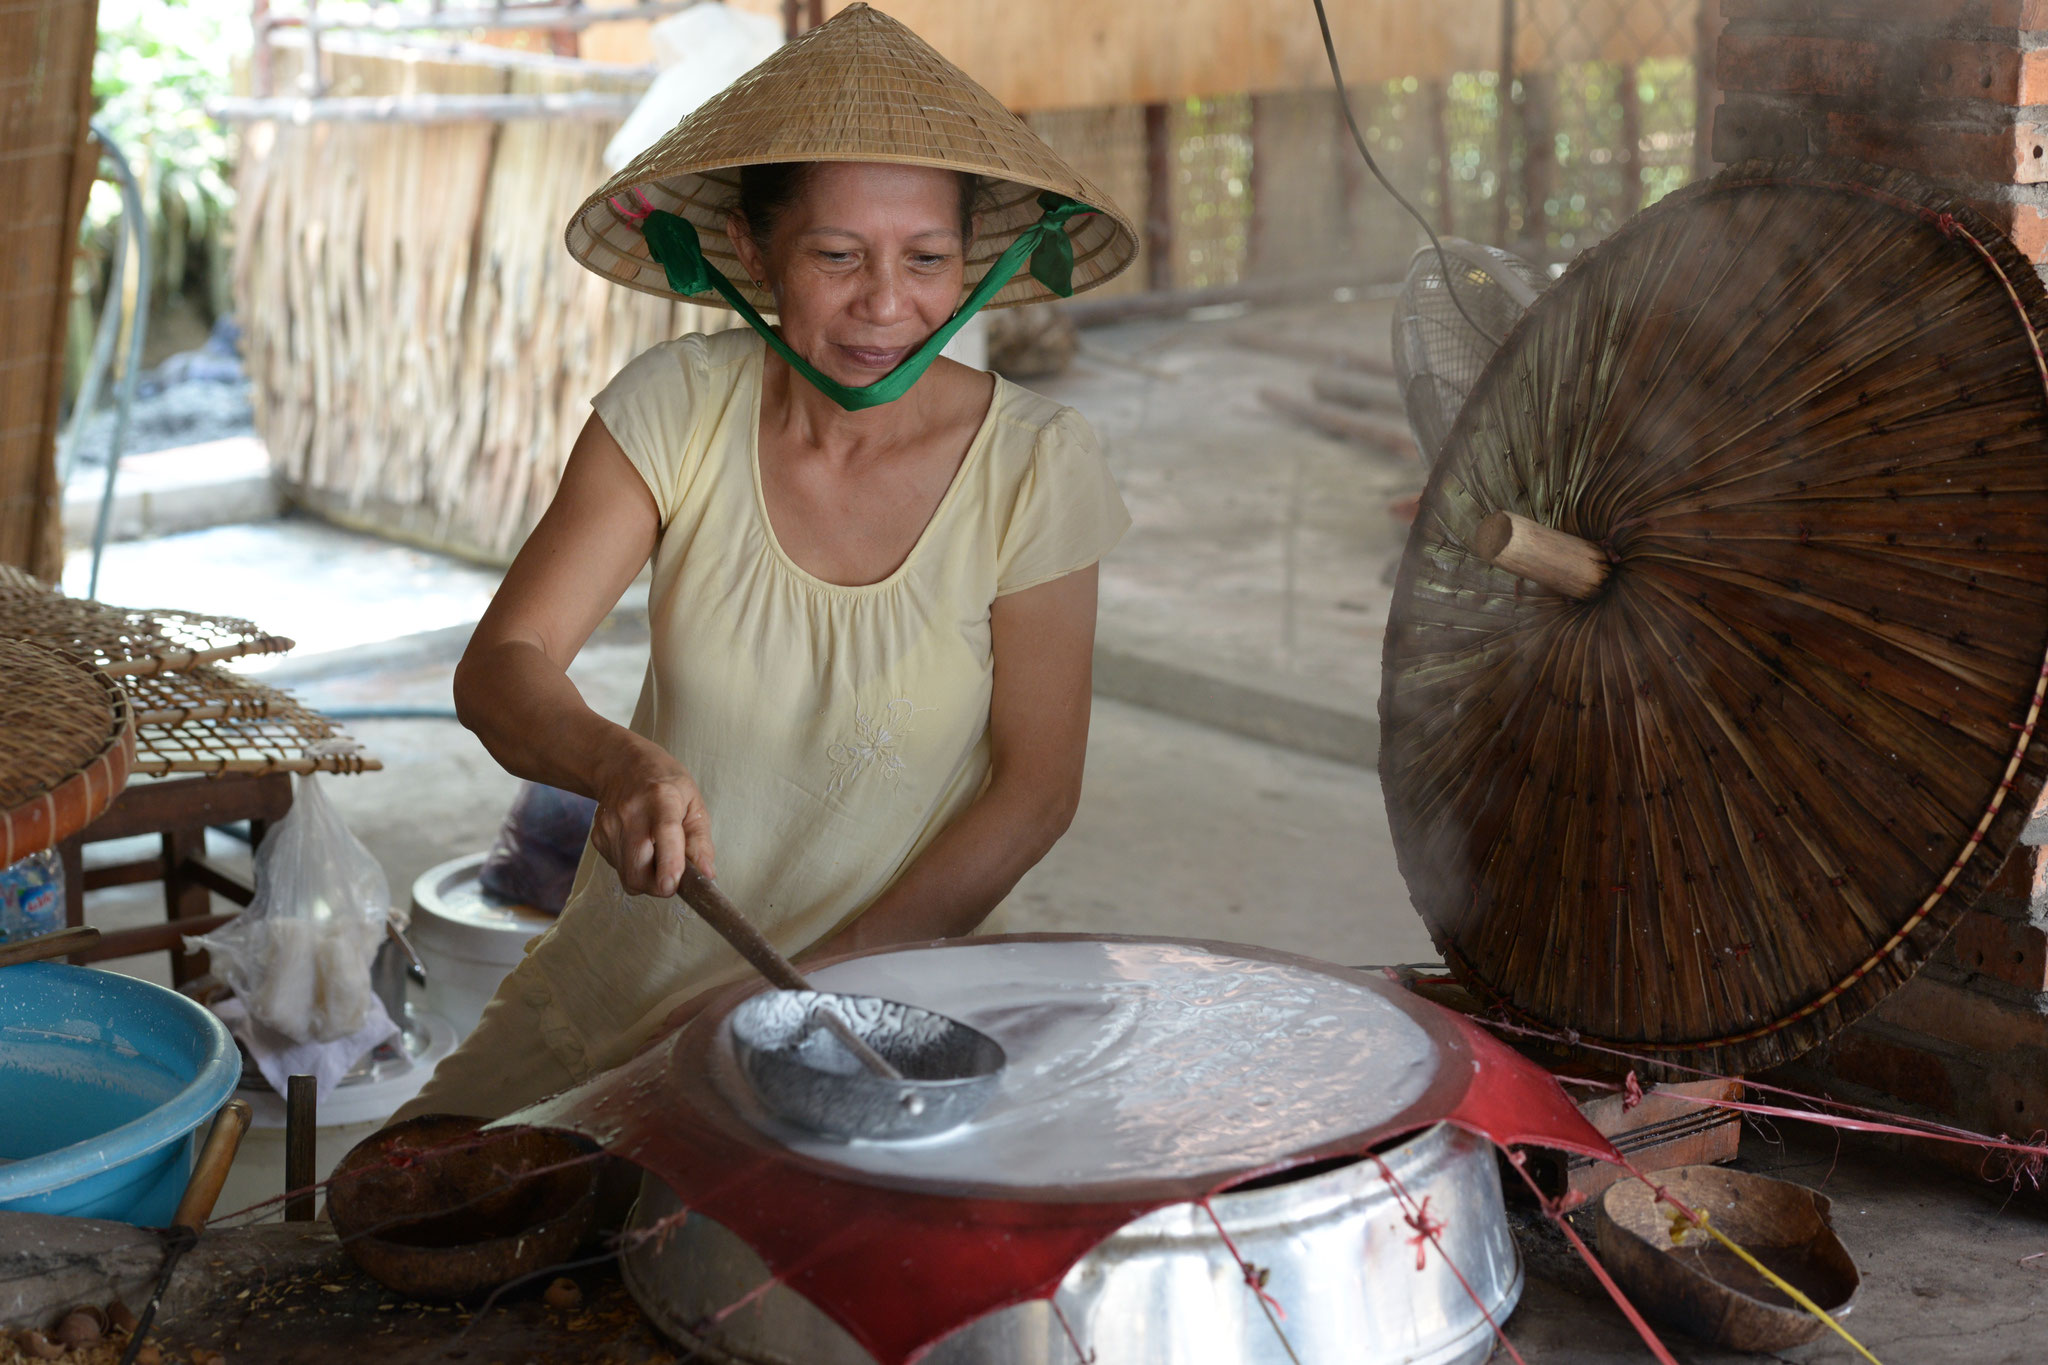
565, 3, 1138, 313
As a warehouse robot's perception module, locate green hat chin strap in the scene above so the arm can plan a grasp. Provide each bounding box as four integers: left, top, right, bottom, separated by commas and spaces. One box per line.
639, 192, 1097, 412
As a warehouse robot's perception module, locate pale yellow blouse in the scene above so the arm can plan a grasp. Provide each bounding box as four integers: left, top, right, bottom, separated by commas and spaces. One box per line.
520, 327, 1129, 1077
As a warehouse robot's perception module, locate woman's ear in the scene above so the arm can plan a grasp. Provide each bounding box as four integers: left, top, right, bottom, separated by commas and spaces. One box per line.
725, 213, 768, 288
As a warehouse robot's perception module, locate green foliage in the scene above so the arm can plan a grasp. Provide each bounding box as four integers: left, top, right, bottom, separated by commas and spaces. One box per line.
87, 0, 241, 319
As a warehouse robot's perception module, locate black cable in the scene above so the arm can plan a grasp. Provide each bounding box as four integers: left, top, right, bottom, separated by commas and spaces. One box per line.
1311, 0, 1506, 351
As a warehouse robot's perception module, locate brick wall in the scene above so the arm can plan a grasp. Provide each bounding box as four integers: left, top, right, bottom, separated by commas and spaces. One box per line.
1714, 1, 2048, 1139
1792, 841, 2048, 1151
1715, 0, 2048, 272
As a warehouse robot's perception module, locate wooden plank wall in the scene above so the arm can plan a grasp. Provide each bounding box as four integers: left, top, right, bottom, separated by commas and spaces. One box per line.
707, 0, 1695, 113
0, 0, 100, 579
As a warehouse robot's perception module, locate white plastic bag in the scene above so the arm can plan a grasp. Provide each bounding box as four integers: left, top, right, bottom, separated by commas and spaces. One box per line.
188, 774, 391, 1044
601, 3, 783, 172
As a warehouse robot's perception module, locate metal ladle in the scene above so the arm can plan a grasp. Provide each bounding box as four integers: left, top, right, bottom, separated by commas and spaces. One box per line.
674, 864, 905, 1080
673, 866, 1008, 1140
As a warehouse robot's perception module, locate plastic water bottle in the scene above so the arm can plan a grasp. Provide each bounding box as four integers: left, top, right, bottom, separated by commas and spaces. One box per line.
0, 850, 65, 943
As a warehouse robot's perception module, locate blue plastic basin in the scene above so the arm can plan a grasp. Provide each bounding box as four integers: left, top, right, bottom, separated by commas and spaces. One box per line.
0, 961, 239, 1225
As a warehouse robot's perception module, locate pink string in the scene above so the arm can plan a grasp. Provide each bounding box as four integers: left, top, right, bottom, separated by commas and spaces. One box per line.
1369, 1148, 1530, 1365
1049, 1299, 1096, 1364
1196, 1197, 1288, 1321
608, 187, 656, 222
1500, 1150, 1683, 1365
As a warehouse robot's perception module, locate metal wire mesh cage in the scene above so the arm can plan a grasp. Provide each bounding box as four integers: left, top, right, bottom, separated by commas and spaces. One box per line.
1391, 239, 1549, 463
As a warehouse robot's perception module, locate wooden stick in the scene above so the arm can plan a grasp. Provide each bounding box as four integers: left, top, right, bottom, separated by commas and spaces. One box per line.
258, 1, 703, 35
1231, 326, 1396, 375
0, 925, 101, 968
1471, 511, 1609, 600
285, 1076, 316, 1222
209, 92, 640, 125
1259, 387, 1417, 458
133, 756, 385, 776
268, 28, 658, 80
1309, 368, 1403, 412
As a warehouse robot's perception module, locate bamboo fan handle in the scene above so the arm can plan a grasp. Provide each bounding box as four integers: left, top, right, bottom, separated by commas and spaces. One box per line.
1472, 512, 1609, 600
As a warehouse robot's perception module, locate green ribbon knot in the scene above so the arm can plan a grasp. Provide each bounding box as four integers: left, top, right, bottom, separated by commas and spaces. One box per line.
640, 192, 1096, 411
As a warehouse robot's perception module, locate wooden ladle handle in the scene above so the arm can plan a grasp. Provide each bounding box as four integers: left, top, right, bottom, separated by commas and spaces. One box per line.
676, 864, 810, 991
172, 1099, 252, 1235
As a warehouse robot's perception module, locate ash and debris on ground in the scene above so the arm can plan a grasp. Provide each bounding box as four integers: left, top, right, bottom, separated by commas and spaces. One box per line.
65, 316, 254, 468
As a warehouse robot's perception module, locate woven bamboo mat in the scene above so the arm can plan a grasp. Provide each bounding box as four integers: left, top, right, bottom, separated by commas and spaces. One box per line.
0, 565, 295, 676
133, 686, 382, 777
122, 663, 285, 727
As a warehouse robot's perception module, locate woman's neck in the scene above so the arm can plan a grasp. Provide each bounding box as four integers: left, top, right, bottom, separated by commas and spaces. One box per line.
759, 342, 953, 464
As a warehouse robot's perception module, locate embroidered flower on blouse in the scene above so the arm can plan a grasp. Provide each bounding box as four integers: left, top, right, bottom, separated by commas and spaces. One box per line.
825, 698, 920, 797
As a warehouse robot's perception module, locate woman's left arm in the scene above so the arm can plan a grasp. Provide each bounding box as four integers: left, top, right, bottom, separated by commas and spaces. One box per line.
803, 563, 1101, 958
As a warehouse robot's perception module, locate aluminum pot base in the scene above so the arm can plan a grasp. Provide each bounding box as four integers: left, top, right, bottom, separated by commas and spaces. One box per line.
621, 1121, 1520, 1365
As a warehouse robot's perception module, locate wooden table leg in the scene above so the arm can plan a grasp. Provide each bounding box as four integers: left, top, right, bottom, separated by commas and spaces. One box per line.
57, 837, 85, 930
163, 826, 215, 987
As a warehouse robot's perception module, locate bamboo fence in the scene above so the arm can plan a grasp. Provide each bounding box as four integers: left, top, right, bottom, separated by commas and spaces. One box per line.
234, 7, 1705, 563
235, 47, 728, 562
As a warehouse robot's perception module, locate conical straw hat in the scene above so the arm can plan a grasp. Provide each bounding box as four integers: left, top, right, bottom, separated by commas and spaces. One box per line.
566, 3, 1138, 313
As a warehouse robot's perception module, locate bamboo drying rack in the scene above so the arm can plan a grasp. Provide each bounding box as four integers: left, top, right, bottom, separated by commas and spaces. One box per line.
3, 567, 379, 779
0, 565, 294, 676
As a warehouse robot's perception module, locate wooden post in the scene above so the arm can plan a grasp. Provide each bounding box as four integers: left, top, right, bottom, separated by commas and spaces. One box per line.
1495, 0, 1516, 247
1519, 69, 1556, 255
783, 0, 800, 41
1334, 86, 1363, 253
1426, 78, 1456, 239
1246, 93, 1268, 274
252, 0, 275, 98
1695, 0, 1721, 181
1472, 512, 1609, 599
162, 826, 213, 987
285, 1075, 316, 1222
1618, 60, 1642, 220
303, 0, 326, 98
1144, 101, 1175, 292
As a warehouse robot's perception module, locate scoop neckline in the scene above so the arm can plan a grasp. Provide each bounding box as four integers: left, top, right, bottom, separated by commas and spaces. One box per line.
745, 333, 1006, 595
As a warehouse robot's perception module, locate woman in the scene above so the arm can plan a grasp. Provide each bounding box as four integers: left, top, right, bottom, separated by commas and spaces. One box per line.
394, 4, 1139, 1121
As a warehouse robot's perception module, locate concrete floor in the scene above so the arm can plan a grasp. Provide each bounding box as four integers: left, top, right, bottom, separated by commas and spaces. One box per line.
49, 296, 2048, 1361
1512, 1129, 2048, 1364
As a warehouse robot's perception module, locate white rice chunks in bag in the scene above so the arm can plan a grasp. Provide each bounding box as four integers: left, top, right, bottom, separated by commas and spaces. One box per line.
189, 774, 391, 1043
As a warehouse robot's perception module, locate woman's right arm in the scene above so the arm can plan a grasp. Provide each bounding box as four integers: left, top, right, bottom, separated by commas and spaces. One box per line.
453, 413, 715, 893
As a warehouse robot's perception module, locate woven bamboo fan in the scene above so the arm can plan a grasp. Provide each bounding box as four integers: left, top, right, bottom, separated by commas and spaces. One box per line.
1, 640, 135, 864
0, 565, 294, 676
1380, 157, 2048, 1074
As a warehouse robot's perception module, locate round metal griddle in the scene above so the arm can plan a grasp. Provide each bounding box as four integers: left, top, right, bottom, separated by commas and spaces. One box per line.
1, 639, 135, 864
1381, 156, 2048, 1073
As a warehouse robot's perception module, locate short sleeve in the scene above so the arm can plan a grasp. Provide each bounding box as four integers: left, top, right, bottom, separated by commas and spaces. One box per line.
995, 406, 1132, 596
590, 337, 706, 525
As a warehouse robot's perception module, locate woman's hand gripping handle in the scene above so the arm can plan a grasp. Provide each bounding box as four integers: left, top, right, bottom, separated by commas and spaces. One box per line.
590, 733, 717, 897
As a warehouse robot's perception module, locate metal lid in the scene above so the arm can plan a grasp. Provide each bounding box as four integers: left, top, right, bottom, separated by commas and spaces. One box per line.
407, 853, 555, 964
